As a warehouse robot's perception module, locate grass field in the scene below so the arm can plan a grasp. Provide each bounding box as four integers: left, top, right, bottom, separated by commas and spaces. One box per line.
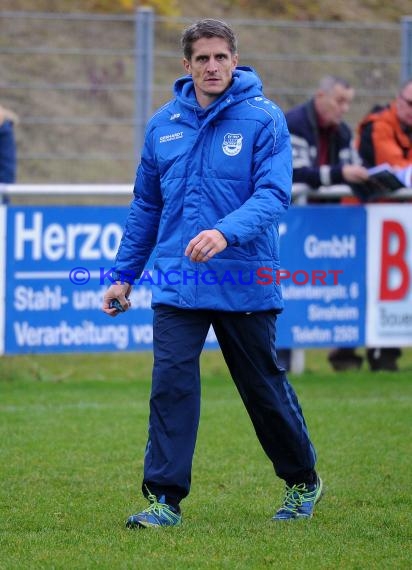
1, 349, 411, 569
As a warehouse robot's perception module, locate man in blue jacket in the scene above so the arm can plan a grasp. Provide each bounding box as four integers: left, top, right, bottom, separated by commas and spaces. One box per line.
103, 18, 322, 527
0, 104, 18, 184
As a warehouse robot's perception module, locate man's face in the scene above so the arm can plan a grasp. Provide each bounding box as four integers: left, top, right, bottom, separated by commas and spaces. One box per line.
183, 36, 238, 108
315, 83, 354, 127
396, 82, 412, 127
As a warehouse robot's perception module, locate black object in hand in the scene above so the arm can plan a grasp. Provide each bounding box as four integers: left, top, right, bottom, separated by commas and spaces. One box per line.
109, 299, 125, 312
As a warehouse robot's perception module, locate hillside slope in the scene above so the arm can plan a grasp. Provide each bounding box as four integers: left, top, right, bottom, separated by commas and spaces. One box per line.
1, 1, 410, 185
177, 0, 411, 22
2, 0, 412, 22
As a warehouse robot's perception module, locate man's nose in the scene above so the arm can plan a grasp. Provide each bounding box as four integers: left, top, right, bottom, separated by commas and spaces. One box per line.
206, 58, 218, 72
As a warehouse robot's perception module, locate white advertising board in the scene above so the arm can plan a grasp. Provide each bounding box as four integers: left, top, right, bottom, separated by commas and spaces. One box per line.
366, 204, 412, 347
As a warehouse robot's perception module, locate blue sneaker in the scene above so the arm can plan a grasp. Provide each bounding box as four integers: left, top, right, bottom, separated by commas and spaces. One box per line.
126, 492, 182, 529
272, 476, 324, 521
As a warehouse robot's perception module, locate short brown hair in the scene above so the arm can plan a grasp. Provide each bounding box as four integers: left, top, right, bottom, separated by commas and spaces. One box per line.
181, 18, 238, 60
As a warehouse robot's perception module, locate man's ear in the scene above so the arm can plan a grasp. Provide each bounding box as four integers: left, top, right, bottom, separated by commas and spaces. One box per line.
183, 58, 191, 73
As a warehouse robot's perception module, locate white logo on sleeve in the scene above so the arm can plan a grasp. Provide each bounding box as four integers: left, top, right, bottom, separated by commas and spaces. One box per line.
159, 131, 183, 143
222, 133, 243, 156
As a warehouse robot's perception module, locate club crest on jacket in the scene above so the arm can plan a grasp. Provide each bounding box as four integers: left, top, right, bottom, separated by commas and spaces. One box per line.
222, 133, 243, 156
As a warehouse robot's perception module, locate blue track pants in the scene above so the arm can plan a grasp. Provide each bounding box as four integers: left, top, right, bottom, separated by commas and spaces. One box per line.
142, 305, 317, 504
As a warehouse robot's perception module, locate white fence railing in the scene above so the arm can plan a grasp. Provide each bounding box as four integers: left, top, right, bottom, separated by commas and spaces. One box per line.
1, 183, 412, 201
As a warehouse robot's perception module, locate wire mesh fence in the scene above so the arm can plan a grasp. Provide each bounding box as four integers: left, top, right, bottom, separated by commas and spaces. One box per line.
0, 11, 404, 183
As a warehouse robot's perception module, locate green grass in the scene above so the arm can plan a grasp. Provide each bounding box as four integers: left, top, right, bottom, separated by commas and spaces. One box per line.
1, 349, 411, 569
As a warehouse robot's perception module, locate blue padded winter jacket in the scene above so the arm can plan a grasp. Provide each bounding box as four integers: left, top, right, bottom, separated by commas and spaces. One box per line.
113, 67, 292, 311
0, 120, 17, 183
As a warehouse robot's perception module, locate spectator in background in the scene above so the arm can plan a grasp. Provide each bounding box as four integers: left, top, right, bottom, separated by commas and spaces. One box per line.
353, 78, 412, 371
0, 104, 18, 183
286, 75, 369, 197
282, 76, 369, 372
356, 77, 412, 175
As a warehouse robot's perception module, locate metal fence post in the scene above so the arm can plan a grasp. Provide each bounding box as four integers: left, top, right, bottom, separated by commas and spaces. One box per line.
401, 16, 412, 84
135, 7, 154, 160
289, 190, 308, 374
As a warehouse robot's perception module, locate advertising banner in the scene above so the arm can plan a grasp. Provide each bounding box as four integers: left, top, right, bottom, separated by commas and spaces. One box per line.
3, 204, 370, 354
277, 205, 366, 348
5, 205, 218, 354
366, 205, 412, 347
6, 206, 151, 354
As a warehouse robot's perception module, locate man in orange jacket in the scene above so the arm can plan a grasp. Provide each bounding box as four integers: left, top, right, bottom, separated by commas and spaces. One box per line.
355, 78, 412, 371
357, 78, 412, 169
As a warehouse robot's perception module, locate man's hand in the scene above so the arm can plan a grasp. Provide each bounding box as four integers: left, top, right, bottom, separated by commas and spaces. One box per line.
0, 105, 19, 125
185, 229, 228, 262
102, 282, 132, 316
342, 164, 370, 184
